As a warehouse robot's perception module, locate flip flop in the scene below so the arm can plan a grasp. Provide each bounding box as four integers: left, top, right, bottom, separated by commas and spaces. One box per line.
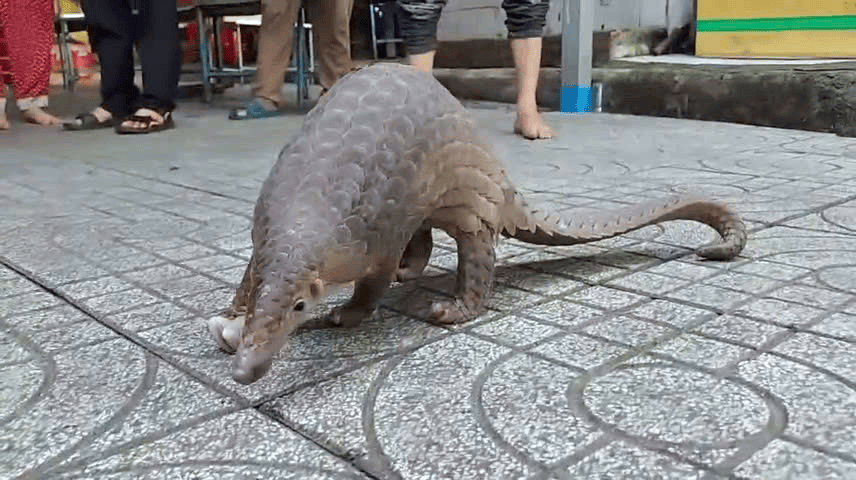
62, 112, 114, 131
228, 99, 283, 120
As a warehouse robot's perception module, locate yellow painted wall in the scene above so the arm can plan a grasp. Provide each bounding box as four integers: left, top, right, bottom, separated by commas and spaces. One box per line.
699, 0, 856, 20
697, 0, 856, 58
698, 30, 856, 58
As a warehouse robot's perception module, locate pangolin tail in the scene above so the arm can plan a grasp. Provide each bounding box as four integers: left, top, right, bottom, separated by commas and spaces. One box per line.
500, 191, 747, 260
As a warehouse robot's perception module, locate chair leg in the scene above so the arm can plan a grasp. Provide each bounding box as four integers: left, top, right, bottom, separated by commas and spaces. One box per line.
58, 19, 77, 91
196, 7, 212, 103
306, 22, 314, 81
213, 16, 223, 70
295, 6, 307, 106
369, 3, 378, 60
57, 23, 69, 90
236, 22, 244, 81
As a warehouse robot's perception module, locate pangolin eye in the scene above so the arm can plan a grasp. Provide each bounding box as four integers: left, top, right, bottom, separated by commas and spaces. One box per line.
293, 300, 305, 312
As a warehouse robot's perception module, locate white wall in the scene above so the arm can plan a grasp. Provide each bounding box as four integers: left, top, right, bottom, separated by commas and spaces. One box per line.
437, 0, 694, 41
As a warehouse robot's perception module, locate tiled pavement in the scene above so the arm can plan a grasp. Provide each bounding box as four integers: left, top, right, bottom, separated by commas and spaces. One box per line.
2, 95, 856, 479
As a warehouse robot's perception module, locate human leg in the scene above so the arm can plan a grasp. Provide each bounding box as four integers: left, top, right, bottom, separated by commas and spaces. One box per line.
510, 37, 553, 139
64, 0, 137, 130
0, 0, 59, 126
308, 0, 354, 91
397, 0, 446, 72
116, 0, 180, 133
0, 20, 9, 129
136, 0, 180, 112
228, 0, 300, 120
408, 50, 434, 72
254, 0, 301, 106
0, 96, 7, 129
502, 0, 554, 140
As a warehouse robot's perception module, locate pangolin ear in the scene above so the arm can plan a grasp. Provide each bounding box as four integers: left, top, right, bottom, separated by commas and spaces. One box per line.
309, 278, 324, 300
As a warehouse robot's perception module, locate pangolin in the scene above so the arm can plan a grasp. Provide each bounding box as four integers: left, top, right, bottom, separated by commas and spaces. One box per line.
207, 63, 746, 385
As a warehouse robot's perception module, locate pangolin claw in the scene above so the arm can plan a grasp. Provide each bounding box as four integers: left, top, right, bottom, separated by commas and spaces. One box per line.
207, 314, 246, 354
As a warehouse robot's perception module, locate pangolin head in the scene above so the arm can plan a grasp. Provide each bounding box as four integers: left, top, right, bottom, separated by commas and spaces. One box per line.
231, 273, 326, 385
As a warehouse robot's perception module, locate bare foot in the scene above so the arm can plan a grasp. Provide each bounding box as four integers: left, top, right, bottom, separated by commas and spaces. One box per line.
91, 106, 112, 123
62, 106, 115, 131
514, 109, 555, 140
22, 107, 61, 126
120, 108, 163, 130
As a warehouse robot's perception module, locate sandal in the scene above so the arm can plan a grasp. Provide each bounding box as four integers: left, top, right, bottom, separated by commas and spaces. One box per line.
228, 98, 283, 121
115, 108, 175, 135
63, 112, 114, 131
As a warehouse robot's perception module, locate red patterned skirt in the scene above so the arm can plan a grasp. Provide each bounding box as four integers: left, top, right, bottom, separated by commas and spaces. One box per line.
0, 0, 55, 106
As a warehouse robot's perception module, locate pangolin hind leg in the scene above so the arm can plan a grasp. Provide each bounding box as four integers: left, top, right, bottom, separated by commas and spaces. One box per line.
396, 222, 434, 282
327, 262, 398, 328
430, 226, 496, 324
208, 252, 258, 354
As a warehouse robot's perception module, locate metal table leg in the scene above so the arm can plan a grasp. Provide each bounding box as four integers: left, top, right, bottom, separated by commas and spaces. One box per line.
236, 22, 245, 81
197, 7, 212, 103
58, 18, 78, 91
214, 16, 224, 71
295, 6, 308, 106
369, 2, 378, 60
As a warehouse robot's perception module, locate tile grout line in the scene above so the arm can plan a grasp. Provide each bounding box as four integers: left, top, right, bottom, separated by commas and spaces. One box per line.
0, 255, 435, 480
0, 254, 251, 405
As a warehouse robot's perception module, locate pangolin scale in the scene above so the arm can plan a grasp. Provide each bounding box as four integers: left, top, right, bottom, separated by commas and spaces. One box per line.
207, 63, 747, 385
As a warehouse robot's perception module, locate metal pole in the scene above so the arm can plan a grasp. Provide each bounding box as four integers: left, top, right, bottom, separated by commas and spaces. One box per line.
59, 18, 74, 90
295, 7, 307, 106
369, 2, 379, 60
214, 17, 224, 71
236, 23, 244, 81
197, 7, 212, 103
560, 0, 593, 113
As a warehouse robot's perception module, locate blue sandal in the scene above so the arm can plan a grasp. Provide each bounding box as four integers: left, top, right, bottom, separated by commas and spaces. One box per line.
228, 99, 283, 120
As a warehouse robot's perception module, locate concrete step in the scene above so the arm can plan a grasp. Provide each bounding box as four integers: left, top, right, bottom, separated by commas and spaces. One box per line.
433, 55, 856, 138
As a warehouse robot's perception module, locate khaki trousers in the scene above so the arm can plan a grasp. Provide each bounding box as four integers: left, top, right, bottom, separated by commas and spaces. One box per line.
253, 0, 354, 105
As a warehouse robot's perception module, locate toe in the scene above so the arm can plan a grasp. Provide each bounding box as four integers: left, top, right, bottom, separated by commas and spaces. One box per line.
538, 123, 555, 139
515, 111, 555, 140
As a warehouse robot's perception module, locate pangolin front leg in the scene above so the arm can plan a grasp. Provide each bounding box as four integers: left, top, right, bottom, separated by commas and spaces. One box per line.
430, 226, 496, 324
207, 252, 257, 354
327, 261, 397, 328
396, 223, 433, 282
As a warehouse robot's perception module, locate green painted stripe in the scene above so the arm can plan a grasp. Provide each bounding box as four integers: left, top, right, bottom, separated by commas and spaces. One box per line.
698, 15, 856, 32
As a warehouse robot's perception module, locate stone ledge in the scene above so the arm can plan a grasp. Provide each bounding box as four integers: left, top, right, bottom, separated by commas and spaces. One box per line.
433, 60, 856, 137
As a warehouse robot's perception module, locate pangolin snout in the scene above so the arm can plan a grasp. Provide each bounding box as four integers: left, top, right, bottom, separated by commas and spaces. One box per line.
232, 354, 273, 385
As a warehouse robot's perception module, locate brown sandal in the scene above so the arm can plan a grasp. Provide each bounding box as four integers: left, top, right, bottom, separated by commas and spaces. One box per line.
115, 108, 175, 134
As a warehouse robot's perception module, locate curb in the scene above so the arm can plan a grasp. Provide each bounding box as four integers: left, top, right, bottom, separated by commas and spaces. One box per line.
433, 62, 856, 137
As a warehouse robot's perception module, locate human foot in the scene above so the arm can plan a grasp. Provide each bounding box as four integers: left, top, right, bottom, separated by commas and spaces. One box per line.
90, 107, 112, 123
116, 107, 175, 134
514, 109, 554, 140
228, 98, 281, 120
0, 112, 8, 130
22, 107, 61, 126
63, 107, 114, 131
